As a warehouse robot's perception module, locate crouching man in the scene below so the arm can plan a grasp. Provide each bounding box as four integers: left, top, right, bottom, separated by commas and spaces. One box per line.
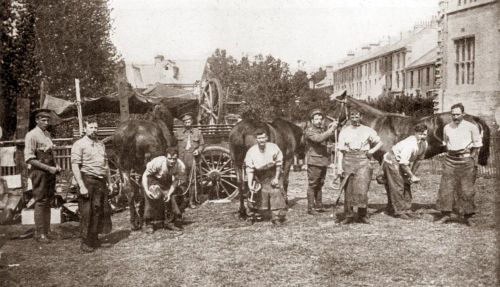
142, 147, 185, 234
245, 128, 286, 225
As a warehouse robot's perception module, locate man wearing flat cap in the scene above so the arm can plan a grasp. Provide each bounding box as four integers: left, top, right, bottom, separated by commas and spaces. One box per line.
24, 108, 61, 243
174, 112, 204, 209
304, 108, 338, 215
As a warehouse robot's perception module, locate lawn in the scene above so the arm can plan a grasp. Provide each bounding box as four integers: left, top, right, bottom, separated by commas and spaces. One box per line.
0, 165, 496, 287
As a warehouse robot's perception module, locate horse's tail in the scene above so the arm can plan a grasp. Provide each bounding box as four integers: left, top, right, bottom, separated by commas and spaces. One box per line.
476, 116, 490, 166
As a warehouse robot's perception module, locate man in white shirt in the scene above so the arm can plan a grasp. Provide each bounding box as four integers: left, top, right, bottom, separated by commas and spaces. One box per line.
142, 147, 186, 233
436, 103, 482, 225
382, 123, 428, 219
337, 109, 383, 224
245, 128, 286, 225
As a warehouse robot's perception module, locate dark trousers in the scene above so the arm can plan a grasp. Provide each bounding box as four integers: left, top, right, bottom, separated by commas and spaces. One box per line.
79, 174, 112, 246
30, 169, 55, 236
180, 152, 196, 205
437, 155, 476, 215
382, 153, 412, 215
307, 165, 327, 210
144, 176, 182, 227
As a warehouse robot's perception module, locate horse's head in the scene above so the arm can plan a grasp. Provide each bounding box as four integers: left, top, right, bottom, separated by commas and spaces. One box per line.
328, 89, 349, 126
152, 103, 175, 131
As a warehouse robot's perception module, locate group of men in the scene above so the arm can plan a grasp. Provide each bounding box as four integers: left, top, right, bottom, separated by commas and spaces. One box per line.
299, 102, 481, 226
24, 101, 482, 251
24, 110, 203, 252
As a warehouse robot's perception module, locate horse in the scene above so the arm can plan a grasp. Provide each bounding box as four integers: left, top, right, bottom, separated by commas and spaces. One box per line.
112, 103, 177, 230
328, 91, 491, 166
228, 118, 305, 218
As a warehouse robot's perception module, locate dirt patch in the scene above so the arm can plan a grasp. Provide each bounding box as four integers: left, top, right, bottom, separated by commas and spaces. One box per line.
0, 168, 496, 287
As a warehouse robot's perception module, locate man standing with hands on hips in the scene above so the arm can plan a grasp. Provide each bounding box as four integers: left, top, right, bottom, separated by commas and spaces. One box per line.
436, 103, 482, 225
24, 109, 61, 243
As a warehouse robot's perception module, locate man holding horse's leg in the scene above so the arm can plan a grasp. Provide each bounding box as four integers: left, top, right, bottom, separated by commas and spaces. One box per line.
245, 128, 287, 225
304, 109, 337, 215
142, 147, 185, 234
436, 103, 482, 226
381, 123, 428, 219
337, 109, 383, 224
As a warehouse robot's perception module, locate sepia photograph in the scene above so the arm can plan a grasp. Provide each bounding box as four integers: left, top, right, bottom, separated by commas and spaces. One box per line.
0, 0, 498, 286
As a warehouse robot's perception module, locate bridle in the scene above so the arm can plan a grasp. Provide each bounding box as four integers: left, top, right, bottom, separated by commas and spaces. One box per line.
326, 98, 349, 128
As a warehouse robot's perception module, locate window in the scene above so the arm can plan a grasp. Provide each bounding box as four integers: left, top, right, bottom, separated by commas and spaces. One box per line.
426, 67, 430, 86
417, 69, 421, 87
397, 54, 400, 69
396, 72, 400, 88
454, 37, 475, 85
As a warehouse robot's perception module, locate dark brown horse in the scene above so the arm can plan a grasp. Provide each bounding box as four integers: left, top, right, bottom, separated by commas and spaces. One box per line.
328, 92, 490, 166
229, 118, 305, 217
112, 103, 177, 230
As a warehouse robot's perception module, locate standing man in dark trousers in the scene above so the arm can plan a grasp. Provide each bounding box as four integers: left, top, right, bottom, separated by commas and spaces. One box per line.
436, 103, 482, 225
304, 109, 337, 215
71, 120, 112, 252
24, 109, 61, 243
174, 112, 204, 209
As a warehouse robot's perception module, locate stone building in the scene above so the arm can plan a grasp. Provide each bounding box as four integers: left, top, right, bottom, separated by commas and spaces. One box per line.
436, 0, 499, 126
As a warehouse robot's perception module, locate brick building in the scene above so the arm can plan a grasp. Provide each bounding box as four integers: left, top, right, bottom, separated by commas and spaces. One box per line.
436, 0, 499, 126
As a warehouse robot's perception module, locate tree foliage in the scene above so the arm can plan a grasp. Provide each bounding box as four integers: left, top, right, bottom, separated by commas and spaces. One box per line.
0, 0, 118, 138
207, 49, 333, 122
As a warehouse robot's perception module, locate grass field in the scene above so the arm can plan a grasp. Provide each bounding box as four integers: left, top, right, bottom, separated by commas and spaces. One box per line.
0, 166, 497, 287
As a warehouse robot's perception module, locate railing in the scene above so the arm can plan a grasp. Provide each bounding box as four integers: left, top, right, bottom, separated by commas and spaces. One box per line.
71, 124, 235, 140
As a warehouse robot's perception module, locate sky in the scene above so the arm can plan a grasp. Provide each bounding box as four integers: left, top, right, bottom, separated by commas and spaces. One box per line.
109, 0, 439, 72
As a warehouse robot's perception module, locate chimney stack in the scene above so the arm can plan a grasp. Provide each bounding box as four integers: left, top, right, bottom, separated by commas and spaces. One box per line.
154, 55, 165, 64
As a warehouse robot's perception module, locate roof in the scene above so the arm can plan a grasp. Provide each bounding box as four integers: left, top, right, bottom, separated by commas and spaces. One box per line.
406, 46, 437, 69
125, 58, 207, 89
335, 26, 438, 71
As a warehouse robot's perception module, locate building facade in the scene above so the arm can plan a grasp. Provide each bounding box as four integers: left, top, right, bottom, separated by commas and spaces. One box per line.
332, 22, 438, 101
437, 0, 499, 126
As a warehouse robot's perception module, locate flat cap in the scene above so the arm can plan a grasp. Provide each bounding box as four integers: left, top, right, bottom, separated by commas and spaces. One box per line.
33, 108, 53, 119
309, 108, 324, 119
180, 112, 193, 121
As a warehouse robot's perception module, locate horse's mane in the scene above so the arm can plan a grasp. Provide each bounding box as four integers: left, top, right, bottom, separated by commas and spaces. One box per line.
346, 96, 386, 116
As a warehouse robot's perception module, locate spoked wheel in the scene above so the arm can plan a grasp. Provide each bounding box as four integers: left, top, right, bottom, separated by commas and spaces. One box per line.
196, 146, 238, 202
198, 78, 225, 125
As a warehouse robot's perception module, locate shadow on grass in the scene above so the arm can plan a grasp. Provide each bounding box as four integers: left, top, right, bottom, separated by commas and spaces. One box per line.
287, 196, 306, 208
101, 229, 131, 244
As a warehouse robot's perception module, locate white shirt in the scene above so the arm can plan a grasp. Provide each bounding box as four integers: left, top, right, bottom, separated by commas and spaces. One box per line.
443, 120, 482, 151
391, 135, 427, 165
143, 156, 185, 180
337, 124, 380, 152
245, 142, 283, 172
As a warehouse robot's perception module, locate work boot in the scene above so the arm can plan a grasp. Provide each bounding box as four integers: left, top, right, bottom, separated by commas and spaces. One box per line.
340, 216, 355, 225
307, 209, 318, 216
35, 234, 51, 244
145, 225, 155, 234
462, 214, 474, 226
358, 216, 371, 224
188, 202, 198, 209
435, 212, 452, 224
314, 205, 326, 213
394, 213, 411, 220
80, 242, 95, 253
164, 222, 182, 231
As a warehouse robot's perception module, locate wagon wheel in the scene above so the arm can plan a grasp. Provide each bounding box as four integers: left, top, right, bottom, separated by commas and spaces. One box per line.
196, 146, 238, 202
198, 78, 225, 125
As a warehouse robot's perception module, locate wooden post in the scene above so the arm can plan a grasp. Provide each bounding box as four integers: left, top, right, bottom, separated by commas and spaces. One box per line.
116, 61, 130, 122
75, 79, 83, 136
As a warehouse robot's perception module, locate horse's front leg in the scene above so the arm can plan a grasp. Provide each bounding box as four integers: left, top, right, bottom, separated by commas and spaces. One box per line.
282, 159, 293, 206
236, 166, 248, 219
121, 170, 142, 231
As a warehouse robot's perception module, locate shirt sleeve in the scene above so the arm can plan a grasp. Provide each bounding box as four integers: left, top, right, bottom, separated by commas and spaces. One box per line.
174, 160, 186, 179
397, 143, 413, 165
273, 144, 283, 166
244, 148, 255, 172
24, 132, 37, 163
337, 129, 347, 151
470, 123, 483, 148
143, 157, 163, 177
70, 141, 83, 165
305, 127, 331, 143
